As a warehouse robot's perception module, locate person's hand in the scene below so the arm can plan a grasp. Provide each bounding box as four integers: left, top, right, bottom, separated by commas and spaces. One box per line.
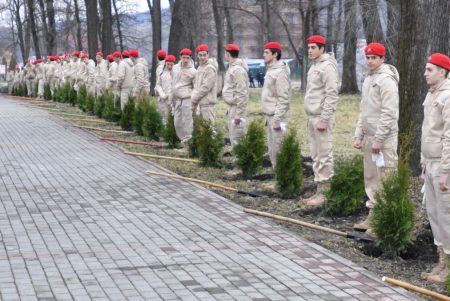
316, 120, 327, 131
272, 121, 281, 131
371, 141, 382, 153
353, 139, 362, 149
234, 115, 241, 125
439, 173, 449, 192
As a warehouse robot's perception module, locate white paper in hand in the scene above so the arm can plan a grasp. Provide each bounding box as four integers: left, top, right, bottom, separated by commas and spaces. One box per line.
371, 152, 385, 167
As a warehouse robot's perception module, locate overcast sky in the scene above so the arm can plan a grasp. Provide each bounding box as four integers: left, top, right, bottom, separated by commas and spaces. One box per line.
131, 0, 170, 12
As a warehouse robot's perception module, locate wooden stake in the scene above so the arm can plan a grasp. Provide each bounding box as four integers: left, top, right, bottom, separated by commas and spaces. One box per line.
127, 152, 199, 163
382, 277, 450, 301
100, 137, 164, 148
62, 118, 110, 124
146, 170, 237, 191
52, 112, 97, 118
74, 125, 133, 134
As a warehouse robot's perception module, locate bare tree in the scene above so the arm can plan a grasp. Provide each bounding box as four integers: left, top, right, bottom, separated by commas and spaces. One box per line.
168, 0, 200, 54
100, 0, 113, 54
212, 0, 225, 72
358, 0, 384, 44
73, 0, 83, 50
385, 0, 400, 65
223, 0, 234, 43
326, 0, 335, 52
112, 0, 124, 50
147, 0, 162, 94
46, 0, 57, 54
37, 0, 49, 54
84, 0, 99, 57
9, 0, 26, 62
339, 0, 358, 94
27, 0, 41, 58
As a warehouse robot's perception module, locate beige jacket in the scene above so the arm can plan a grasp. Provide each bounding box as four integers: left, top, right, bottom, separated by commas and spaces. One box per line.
108, 61, 118, 89
304, 53, 339, 122
171, 60, 196, 101
421, 79, 450, 171
155, 60, 165, 89
35, 64, 44, 81
261, 60, 291, 122
222, 58, 249, 117
133, 57, 150, 96
116, 58, 135, 90
155, 67, 173, 103
86, 60, 96, 87
354, 63, 399, 142
45, 61, 57, 81
95, 59, 109, 89
23, 64, 36, 80
191, 58, 218, 106
76, 61, 86, 84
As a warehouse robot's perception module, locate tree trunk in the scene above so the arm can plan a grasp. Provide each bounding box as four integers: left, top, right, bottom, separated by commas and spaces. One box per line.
358, 0, 384, 44
168, 0, 198, 55
340, 0, 359, 94
100, 0, 113, 55
27, 0, 41, 58
385, 0, 400, 65
112, 0, 124, 50
326, 0, 335, 52
299, 1, 310, 92
428, 0, 449, 53
148, 0, 162, 95
309, 0, 319, 34
12, 0, 26, 63
45, 0, 57, 54
85, 0, 99, 58
397, 0, 427, 174
223, 0, 234, 43
24, 6, 31, 59
334, 0, 343, 54
212, 0, 225, 72
73, 0, 83, 51
37, 0, 49, 55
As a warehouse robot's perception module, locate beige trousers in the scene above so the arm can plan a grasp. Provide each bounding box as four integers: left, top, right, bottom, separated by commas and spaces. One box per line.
26, 79, 34, 96
38, 79, 45, 97
308, 116, 335, 183
363, 135, 398, 208
266, 115, 287, 168
424, 161, 450, 254
228, 105, 246, 147
174, 98, 193, 142
199, 104, 215, 125
120, 87, 132, 110
157, 97, 170, 124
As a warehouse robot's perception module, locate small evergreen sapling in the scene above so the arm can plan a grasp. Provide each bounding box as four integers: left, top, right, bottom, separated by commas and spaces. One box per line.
275, 128, 303, 197
94, 93, 105, 118
43, 84, 52, 100
163, 112, 180, 148
102, 92, 116, 122
134, 100, 146, 136
233, 118, 266, 177
188, 116, 202, 157
77, 84, 87, 111
196, 118, 224, 167
86, 93, 96, 114
142, 98, 163, 140
119, 97, 135, 131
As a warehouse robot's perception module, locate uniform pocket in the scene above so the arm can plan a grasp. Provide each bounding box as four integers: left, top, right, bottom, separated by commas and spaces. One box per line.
304, 98, 322, 115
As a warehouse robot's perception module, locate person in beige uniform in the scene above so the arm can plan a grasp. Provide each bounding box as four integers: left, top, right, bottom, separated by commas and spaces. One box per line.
155, 54, 176, 124
129, 49, 150, 100
23, 60, 36, 97
108, 52, 121, 99
35, 60, 45, 99
303, 35, 340, 206
95, 52, 109, 96
261, 41, 291, 167
116, 50, 135, 109
353, 43, 399, 234
222, 43, 249, 147
171, 48, 196, 143
46, 56, 58, 94
419, 53, 450, 284
191, 44, 218, 124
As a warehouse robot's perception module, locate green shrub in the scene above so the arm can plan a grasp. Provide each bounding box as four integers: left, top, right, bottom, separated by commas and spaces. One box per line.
119, 97, 135, 131
134, 100, 146, 136
77, 84, 87, 111
446, 265, 450, 295
32, 82, 37, 97
11, 85, 16, 96
52, 86, 60, 102
142, 98, 163, 140
163, 112, 180, 148
233, 118, 266, 177
196, 118, 224, 167
372, 134, 415, 257
275, 129, 303, 197
86, 93, 96, 114
325, 156, 365, 216
94, 93, 105, 118
43, 84, 52, 100
188, 116, 202, 157
102, 92, 116, 121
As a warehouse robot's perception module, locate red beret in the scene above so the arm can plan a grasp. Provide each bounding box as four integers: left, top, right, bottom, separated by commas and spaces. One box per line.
428, 53, 450, 71
225, 44, 240, 52
180, 48, 192, 56
307, 35, 326, 45
165, 54, 176, 63
80, 53, 88, 59
107, 55, 114, 62
49, 56, 57, 61
196, 44, 209, 53
365, 42, 386, 56
157, 50, 167, 59
96, 52, 103, 57
129, 49, 139, 58
73, 51, 80, 57
264, 41, 282, 51
113, 51, 122, 58
64, 53, 70, 57
122, 50, 130, 57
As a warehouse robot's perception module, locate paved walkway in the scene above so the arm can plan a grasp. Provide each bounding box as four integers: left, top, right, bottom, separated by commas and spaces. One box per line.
0, 96, 421, 301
